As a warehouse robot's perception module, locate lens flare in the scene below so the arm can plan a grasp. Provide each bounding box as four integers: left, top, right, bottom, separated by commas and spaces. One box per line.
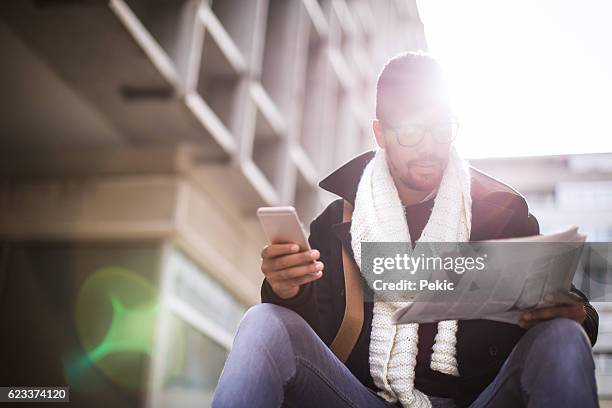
67, 267, 159, 390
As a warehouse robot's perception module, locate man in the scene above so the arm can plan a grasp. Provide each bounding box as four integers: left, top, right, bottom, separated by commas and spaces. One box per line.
212, 52, 599, 408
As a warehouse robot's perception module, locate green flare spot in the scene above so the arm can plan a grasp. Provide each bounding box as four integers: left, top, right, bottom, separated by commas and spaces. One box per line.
87, 292, 158, 361
72, 267, 159, 390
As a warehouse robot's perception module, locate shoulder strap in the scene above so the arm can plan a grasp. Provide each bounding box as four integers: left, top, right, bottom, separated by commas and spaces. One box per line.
329, 200, 365, 362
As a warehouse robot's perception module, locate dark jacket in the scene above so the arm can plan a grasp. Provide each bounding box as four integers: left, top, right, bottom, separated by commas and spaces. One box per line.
261, 149, 598, 407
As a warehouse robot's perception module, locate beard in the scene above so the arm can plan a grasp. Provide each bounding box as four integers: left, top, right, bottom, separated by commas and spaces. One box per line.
398, 169, 444, 191
388, 154, 448, 191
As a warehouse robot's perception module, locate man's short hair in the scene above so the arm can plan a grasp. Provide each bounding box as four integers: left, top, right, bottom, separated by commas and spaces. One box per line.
375, 51, 451, 126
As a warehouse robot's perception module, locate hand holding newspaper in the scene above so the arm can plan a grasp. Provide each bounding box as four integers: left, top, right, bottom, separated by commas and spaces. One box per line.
390, 226, 587, 325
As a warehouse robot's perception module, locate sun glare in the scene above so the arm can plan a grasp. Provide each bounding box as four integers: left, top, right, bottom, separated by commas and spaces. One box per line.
416, 0, 612, 159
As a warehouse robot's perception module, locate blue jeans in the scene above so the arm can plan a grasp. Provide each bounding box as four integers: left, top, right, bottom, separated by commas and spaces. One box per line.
212, 304, 598, 408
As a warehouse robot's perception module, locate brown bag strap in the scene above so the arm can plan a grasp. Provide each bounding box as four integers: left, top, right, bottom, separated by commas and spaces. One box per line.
330, 200, 364, 362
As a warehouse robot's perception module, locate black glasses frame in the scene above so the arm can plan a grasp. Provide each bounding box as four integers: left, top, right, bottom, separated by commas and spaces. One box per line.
383, 116, 460, 147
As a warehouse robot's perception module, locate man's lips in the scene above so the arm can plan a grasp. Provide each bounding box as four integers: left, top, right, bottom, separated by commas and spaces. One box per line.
412, 161, 440, 168
409, 161, 441, 177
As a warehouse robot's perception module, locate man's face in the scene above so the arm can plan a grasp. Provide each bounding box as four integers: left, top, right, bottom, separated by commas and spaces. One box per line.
374, 104, 453, 192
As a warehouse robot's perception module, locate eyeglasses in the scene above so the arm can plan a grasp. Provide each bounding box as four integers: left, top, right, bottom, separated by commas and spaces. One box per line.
383, 118, 459, 147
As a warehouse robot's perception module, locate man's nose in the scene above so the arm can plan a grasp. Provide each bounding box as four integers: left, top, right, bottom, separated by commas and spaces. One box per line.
415, 130, 437, 156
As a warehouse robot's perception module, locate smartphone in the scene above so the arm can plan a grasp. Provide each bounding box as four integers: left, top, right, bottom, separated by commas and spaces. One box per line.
257, 206, 311, 252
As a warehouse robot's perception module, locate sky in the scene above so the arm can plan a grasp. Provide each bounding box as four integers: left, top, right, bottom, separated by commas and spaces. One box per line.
415, 0, 612, 158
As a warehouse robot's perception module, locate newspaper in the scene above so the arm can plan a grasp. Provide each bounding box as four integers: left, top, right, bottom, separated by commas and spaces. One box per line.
390, 227, 587, 325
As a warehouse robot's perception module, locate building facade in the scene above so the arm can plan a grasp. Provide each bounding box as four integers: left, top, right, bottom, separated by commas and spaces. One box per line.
0, 1, 425, 407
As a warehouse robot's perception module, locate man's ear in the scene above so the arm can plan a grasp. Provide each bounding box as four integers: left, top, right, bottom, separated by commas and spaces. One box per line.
372, 119, 386, 149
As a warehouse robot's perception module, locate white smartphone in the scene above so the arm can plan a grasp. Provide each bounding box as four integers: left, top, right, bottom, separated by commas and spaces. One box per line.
257, 206, 311, 252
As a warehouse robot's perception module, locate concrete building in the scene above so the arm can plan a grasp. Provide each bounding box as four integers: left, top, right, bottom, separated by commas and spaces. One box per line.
0, 1, 426, 407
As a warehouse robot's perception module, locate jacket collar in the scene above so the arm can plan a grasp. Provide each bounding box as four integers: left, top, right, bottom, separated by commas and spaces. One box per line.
319, 150, 376, 207
318, 149, 523, 205
320, 149, 518, 257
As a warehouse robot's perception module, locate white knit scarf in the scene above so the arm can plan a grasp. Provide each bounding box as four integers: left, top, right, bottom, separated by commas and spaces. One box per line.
350, 146, 472, 407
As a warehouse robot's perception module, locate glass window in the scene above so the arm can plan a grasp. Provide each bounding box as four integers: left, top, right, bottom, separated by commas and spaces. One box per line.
150, 247, 248, 408
158, 312, 229, 408
166, 249, 246, 335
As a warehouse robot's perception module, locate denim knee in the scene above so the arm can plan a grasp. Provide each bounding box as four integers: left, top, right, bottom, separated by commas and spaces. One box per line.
213, 305, 304, 407
241, 303, 307, 329
237, 303, 311, 348
525, 317, 593, 368
530, 317, 589, 347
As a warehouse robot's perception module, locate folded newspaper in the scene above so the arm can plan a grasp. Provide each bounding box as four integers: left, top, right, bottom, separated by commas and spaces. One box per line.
390, 227, 587, 325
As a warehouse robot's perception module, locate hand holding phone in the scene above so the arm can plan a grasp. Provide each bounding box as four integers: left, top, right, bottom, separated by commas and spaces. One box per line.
257, 206, 324, 300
